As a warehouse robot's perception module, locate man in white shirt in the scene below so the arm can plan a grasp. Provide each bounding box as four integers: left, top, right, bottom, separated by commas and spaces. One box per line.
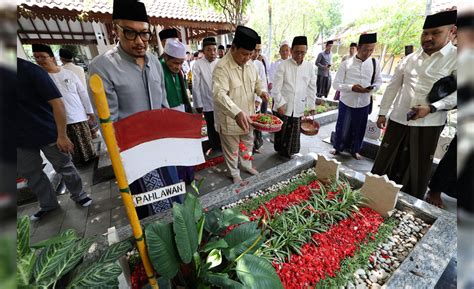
372, 10, 457, 199
331, 33, 382, 160
59, 48, 88, 90
192, 37, 221, 151
251, 35, 269, 152
269, 40, 291, 92
341, 42, 358, 63
34, 44, 96, 166
272, 36, 316, 158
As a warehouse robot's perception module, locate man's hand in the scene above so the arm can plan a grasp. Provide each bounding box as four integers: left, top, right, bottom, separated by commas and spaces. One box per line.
196, 107, 203, 113
412, 105, 431, 120
268, 83, 273, 91
235, 111, 251, 133
57, 135, 74, 153
260, 91, 270, 103
376, 115, 387, 129
87, 114, 96, 126
352, 84, 372, 93
277, 106, 286, 115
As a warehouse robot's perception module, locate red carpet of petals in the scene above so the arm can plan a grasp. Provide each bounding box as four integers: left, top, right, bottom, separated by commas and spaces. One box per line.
247, 180, 321, 221
273, 207, 383, 289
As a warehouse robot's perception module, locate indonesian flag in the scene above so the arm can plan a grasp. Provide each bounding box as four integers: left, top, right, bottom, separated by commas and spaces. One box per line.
114, 109, 205, 184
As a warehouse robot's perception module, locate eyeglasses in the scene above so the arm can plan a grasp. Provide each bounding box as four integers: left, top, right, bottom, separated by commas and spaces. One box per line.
116, 24, 153, 41
33, 55, 52, 60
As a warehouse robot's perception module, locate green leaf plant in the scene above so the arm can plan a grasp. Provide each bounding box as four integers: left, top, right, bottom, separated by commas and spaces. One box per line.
145, 191, 283, 289
16, 215, 129, 288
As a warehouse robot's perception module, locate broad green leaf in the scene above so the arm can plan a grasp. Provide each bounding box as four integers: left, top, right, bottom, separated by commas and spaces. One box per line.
17, 251, 36, 286
32, 235, 76, 284
202, 239, 229, 253
31, 229, 77, 249
173, 203, 198, 264
197, 215, 206, 245
66, 262, 122, 288
145, 222, 180, 279
206, 249, 222, 269
204, 272, 246, 289
184, 193, 203, 223
17, 216, 31, 258
235, 254, 283, 289
204, 208, 221, 234
223, 222, 260, 261
97, 240, 133, 264
220, 208, 250, 228
37, 238, 93, 286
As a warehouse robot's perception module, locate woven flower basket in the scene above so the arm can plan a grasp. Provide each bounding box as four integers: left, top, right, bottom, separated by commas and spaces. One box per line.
250, 114, 283, 133
300, 118, 320, 136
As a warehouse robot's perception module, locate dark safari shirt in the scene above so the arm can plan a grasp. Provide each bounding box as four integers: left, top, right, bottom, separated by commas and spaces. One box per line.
17, 58, 62, 147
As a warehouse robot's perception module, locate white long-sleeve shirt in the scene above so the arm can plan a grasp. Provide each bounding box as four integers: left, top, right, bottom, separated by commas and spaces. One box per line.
379, 42, 457, 126
192, 58, 218, 112
62, 62, 87, 90
333, 56, 382, 108
272, 58, 316, 117
49, 67, 93, 124
269, 59, 284, 84
253, 59, 267, 104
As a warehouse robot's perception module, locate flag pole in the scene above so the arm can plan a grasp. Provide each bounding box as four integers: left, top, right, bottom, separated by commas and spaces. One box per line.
89, 74, 159, 289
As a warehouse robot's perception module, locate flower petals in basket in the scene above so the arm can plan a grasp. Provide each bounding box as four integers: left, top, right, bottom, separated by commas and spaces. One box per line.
300, 117, 320, 136
250, 114, 283, 132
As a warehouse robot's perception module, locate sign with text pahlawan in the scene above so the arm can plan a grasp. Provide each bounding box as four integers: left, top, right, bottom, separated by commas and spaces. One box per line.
133, 182, 186, 207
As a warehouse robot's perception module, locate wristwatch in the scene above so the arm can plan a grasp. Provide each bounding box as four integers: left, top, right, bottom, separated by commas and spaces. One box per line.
429, 105, 437, 113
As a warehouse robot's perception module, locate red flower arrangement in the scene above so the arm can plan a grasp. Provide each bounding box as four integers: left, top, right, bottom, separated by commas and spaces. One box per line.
274, 208, 383, 289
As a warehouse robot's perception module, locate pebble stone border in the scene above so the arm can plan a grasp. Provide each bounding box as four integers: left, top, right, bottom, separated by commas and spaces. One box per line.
345, 209, 431, 289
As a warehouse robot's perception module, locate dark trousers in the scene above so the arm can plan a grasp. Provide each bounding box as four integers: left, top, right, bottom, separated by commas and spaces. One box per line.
17, 143, 87, 211
316, 75, 331, 98
333, 102, 370, 154
372, 120, 443, 199
204, 111, 221, 150
429, 135, 456, 198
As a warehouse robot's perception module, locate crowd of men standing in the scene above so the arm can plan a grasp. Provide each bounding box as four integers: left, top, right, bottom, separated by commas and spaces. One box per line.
17, 0, 460, 221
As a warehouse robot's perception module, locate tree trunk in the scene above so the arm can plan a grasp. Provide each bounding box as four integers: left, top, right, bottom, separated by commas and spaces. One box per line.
380, 44, 388, 68
267, 0, 272, 62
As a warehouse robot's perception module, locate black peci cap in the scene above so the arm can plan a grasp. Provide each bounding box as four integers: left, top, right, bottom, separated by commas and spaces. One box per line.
423, 10, 457, 29
202, 37, 217, 47
292, 36, 308, 46
232, 25, 259, 51
358, 33, 377, 45
159, 28, 178, 40
59, 48, 73, 60
112, 0, 149, 23
32, 44, 54, 57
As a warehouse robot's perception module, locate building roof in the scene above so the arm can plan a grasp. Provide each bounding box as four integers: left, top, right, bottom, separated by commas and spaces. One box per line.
18, 0, 233, 45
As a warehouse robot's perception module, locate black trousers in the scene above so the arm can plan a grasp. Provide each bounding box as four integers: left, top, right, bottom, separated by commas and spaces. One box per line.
204, 111, 221, 150
428, 135, 456, 198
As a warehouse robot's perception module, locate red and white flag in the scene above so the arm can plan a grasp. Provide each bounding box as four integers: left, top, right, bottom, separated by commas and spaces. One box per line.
114, 109, 205, 184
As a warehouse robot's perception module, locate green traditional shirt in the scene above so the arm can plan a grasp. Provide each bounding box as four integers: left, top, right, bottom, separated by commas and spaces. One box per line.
160, 58, 184, 108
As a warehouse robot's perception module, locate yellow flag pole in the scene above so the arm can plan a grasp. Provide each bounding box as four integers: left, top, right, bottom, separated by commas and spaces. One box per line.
89, 74, 159, 289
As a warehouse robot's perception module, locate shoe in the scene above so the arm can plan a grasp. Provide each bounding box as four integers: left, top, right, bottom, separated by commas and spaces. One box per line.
77, 197, 92, 207
246, 168, 259, 175
232, 176, 242, 184
30, 208, 58, 221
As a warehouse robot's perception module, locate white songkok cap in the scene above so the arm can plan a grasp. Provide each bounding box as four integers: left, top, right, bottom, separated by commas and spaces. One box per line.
280, 40, 290, 48
164, 39, 187, 59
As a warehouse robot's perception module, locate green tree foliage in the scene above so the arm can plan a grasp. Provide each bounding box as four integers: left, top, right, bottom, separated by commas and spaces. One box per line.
351, 0, 425, 69
247, 0, 342, 61
191, 0, 253, 27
